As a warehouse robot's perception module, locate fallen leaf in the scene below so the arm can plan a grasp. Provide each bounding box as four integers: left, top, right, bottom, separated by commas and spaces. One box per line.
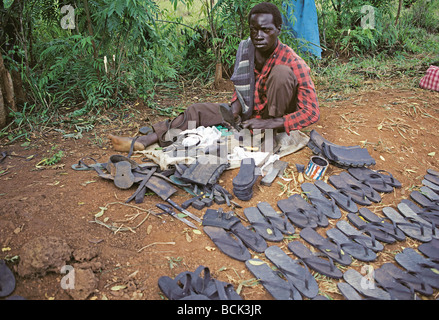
111, 285, 127, 291
428, 152, 436, 157
248, 259, 266, 266
193, 230, 201, 235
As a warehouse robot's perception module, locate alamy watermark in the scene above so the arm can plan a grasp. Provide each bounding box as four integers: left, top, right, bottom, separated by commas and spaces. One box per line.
361, 5, 375, 30
60, 265, 75, 290
60, 5, 75, 30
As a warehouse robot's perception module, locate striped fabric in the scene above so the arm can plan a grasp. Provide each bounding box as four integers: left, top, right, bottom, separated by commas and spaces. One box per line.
230, 38, 255, 121
419, 65, 439, 92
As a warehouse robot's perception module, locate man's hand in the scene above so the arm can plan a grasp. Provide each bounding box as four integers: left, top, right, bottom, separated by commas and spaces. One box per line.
242, 117, 284, 130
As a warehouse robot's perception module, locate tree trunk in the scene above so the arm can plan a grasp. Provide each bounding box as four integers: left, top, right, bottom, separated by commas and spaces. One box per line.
395, 0, 403, 25
0, 86, 6, 129
0, 53, 17, 129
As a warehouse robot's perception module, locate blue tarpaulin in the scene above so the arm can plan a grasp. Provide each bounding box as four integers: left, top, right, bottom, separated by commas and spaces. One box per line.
283, 0, 322, 58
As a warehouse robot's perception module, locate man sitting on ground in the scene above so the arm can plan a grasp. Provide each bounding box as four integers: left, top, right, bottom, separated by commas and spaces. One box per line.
109, 2, 320, 152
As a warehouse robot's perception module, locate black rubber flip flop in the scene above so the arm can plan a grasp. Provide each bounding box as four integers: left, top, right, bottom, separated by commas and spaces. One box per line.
347, 167, 395, 193
277, 196, 320, 229
243, 207, 284, 242
265, 245, 319, 299
395, 248, 439, 289
245, 258, 300, 300
334, 171, 381, 203
425, 171, 439, 186
300, 227, 352, 266
410, 190, 439, 209
378, 262, 433, 297
357, 207, 406, 241
256, 201, 295, 235
343, 269, 391, 300
301, 182, 342, 219
337, 282, 364, 300
314, 179, 358, 213
287, 241, 343, 279
336, 220, 384, 252
326, 228, 377, 262
347, 211, 403, 244
0, 260, 15, 298
418, 238, 439, 262
397, 202, 436, 240
374, 266, 420, 300
328, 173, 372, 206
203, 226, 251, 261
229, 221, 267, 253
382, 206, 432, 242
158, 272, 194, 300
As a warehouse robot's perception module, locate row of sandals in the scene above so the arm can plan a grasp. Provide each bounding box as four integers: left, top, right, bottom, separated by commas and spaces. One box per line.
159, 167, 439, 300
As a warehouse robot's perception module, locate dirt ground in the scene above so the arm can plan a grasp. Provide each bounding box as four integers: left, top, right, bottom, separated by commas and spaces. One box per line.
1, 78, 438, 301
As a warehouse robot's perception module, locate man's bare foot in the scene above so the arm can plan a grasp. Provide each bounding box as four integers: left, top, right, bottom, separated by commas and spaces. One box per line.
108, 134, 146, 152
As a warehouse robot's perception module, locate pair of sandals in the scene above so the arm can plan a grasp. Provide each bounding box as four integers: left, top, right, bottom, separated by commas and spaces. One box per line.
243, 202, 295, 242
422, 168, 439, 193
158, 265, 241, 300
202, 209, 267, 261
339, 261, 431, 300
245, 246, 320, 300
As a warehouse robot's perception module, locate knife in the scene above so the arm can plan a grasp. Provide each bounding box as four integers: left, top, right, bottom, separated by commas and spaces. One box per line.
156, 203, 198, 229
166, 198, 202, 223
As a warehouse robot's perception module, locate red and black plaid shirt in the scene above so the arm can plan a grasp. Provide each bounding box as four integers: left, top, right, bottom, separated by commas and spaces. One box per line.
231, 41, 319, 134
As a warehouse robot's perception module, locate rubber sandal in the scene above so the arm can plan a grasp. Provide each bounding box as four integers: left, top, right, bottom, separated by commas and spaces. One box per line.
301, 182, 342, 219
410, 190, 439, 209
422, 178, 439, 193
326, 228, 377, 262
343, 269, 391, 300
347, 212, 403, 244
256, 201, 295, 235
418, 238, 439, 262
245, 258, 300, 300
0, 260, 15, 298
375, 266, 419, 300
314, 179, 358, 213
378, 262, 433, 296
397, 202, 436, 240
347, 167, 394, 193
357, 207, 406, 241
277, 194, 325, 229
243, 207, 284, 242
395, 248, 439, 289
420, 186, 439, 202
179, 265, 242, 300
300, 227, 352, 266
425, 172, 439, 186
287, 241, 343, 279
203, 226, 251, 261
202, 208, 240, 230
229, 221, 267, 253
158, 272, 194, 300
382, 206, 432, 242
328, 173, 373, 206
334, 171, 381, 203
336, 220, 384, 252
265, 246, 319, 299
337, 282, 365, 300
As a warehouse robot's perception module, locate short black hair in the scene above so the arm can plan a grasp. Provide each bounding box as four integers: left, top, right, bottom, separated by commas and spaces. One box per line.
248, 2, 283, 28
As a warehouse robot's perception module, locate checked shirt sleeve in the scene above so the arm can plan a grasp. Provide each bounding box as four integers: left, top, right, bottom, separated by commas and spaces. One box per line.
283, 60, 320, 134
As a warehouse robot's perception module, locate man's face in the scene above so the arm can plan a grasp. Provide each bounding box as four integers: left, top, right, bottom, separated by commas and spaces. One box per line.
249, 13, 281, 54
